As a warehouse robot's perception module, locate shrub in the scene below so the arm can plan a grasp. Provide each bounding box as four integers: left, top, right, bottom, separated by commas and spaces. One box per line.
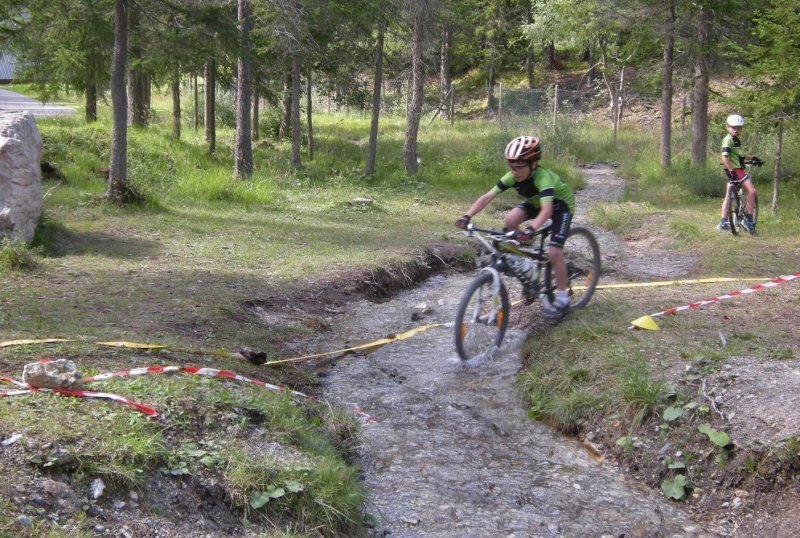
0, 238, 39, 271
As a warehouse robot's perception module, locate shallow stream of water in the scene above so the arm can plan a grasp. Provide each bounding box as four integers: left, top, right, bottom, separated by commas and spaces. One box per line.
319, 272, 709, 537
318, 165, 712, 537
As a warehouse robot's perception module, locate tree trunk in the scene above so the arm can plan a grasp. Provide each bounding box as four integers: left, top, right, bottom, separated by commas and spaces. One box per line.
252, 89, 259, 140
526, 6, 534, 88
691, 6, 712, 167
127, 6, 146, 128
144, 71, 151, 121
403, 1, 427, 174
772, 114, 783, 215
85, 79, 97, 123
487, 61, 496, 114
290, 45, 301, 170
440, 24, 451, 118
547, 41, 556, 70
193, 73, 198, 131
587, 42, 595, 88
107, 0, 128, 203
204, 60, 216, 155
234, 0, 253, 179
366, 21, 385, 176
306, 64, 314, 161
278, 72, 291, 140
613, 68, 624, 140
171, 69, 181, 140
660, 0, 675, 167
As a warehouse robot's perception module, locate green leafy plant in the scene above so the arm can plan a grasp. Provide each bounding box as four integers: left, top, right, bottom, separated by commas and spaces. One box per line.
698, 423, 732, 448
249, 484, 288, 509
662, 406, 683, 422
660, 474, 688, 500
662, 456, 686, 470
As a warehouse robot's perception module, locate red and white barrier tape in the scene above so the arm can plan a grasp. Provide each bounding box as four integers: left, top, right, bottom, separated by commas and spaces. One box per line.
84, 365, 378, 423
649, 272, 800, 319
2, 364, 377, 423
1, 376, 157, 415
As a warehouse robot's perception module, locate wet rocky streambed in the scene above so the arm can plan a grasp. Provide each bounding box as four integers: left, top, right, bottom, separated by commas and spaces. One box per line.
318, 272, 709, 537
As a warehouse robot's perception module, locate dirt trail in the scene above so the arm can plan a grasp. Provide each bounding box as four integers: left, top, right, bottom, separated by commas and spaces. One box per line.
316, 165, 716, 537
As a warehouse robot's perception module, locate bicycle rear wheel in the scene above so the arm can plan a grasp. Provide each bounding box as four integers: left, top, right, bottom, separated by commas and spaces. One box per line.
728, 188, 743, 236
544, 226, 601, 310
454, 271, 509, 363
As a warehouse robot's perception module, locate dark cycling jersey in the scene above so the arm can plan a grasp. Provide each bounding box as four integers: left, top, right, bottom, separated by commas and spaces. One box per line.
491, 166, 575, 214
722, 133, 745, 169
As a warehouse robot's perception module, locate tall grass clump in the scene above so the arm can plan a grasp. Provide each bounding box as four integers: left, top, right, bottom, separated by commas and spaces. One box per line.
0, 238, 40, 271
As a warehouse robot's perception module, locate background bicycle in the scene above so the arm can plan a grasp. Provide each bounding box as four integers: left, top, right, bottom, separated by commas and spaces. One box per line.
454, 222, 600, 364
727, 157, 764, 236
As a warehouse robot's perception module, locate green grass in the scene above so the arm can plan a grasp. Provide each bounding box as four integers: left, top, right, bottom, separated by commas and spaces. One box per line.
3, 84, 800, 532
518, 121, 800, 441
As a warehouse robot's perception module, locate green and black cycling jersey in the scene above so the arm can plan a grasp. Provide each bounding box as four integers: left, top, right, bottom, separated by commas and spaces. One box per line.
722, 133, 745, 169
491, 166, 575, 214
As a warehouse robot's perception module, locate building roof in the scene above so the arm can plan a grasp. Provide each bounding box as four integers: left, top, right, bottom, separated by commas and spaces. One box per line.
0, 53, 17, 82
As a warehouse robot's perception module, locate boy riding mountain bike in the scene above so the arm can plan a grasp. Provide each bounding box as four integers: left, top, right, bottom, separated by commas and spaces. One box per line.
454, 135, 575, 319
718, 114, 757, 234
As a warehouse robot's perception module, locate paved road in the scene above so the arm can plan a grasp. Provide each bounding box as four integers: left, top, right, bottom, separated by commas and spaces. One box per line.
0, 87, 76, 117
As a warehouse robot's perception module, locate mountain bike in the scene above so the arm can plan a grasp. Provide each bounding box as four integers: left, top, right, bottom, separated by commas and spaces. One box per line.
727, 157, 763, 236
454, 222, 601, 363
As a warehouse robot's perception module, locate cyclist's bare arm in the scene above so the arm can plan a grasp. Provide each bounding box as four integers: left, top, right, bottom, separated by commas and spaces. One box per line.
463, 190, 497, 219
528, 200, 553, 230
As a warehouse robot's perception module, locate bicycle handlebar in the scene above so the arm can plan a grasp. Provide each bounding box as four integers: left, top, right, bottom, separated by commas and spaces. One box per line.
463, 223, 510, 237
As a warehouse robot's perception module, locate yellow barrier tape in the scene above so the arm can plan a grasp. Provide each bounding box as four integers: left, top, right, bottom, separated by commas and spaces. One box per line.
262, 323, 442, 366
0, 338, 74, 348
96, 341, 233, 358
96, 341, 168, 350
594, 277, 769, 290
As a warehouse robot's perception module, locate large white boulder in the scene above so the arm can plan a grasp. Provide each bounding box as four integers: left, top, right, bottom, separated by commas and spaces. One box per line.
0, 111, 42, 244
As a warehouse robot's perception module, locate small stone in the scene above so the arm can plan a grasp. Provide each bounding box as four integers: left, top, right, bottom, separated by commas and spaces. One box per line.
91, 478, 105, 500
2, 433, 22, 446
15, 515, 33, 527
734, 489, 750, 498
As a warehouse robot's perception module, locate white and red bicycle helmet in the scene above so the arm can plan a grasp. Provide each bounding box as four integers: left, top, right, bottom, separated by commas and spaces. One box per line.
726, 114, 745, 127
504, 136, 542, 162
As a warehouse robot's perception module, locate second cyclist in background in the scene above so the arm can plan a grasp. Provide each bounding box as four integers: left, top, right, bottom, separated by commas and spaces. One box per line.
718, 114, 757, 234
454, 135, 576, 319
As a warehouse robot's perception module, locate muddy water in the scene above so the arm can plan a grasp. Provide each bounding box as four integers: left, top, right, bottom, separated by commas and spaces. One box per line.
319, 165, 713, 537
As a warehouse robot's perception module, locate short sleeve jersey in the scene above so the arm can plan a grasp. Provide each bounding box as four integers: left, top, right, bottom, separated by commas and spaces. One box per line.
721, 133, 745, 168
491, 166, 575, 214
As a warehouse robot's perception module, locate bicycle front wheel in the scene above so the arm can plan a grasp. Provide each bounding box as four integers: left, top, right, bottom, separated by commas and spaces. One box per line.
544, 226, 601, 310
454, 271, 509, 363
728, 188, 743, 236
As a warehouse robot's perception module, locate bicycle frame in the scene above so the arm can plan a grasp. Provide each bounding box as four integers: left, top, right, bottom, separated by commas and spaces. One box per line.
462, 223, 551, 294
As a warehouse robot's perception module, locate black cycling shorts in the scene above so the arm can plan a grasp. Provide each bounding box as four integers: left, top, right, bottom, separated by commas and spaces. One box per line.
516, 200, 572, 248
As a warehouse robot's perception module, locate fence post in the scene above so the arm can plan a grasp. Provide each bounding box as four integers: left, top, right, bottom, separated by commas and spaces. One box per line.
681, 93, 686, 130
450, 83, 455, 126
552, 84, 559, 133
498, 82, 503, 121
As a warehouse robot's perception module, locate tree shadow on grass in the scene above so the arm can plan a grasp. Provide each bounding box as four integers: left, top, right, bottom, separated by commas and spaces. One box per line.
33, 218, 160, 259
